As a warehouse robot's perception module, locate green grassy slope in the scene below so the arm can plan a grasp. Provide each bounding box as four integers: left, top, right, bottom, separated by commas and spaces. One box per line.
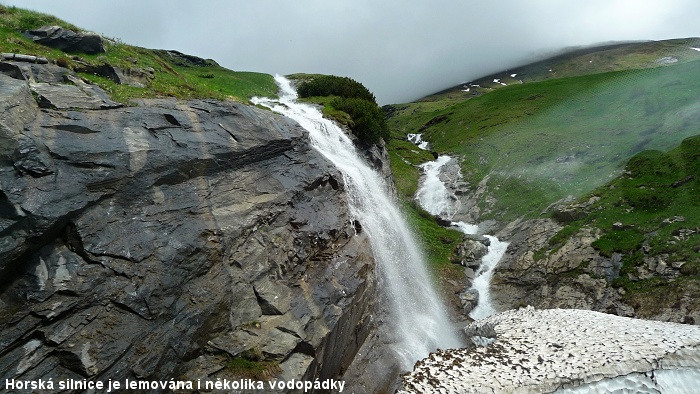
387, 38, 700, 314
389, 54, 700, 223
419, 38, 700, 107
0, 5, 277, 103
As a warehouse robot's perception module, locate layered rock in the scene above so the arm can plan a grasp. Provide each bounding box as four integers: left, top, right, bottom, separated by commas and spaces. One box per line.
491, 216, 700, 323
23, 26, 105, 54
0, 64, 376, 388
399, 307, 700, 393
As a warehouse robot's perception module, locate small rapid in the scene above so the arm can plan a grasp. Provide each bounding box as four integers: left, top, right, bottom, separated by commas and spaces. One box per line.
413, 144, 507, 320
252, 76, 462, 369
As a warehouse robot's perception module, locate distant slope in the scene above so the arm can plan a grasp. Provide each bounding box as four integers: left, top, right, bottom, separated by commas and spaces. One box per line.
386, 38, 700, 224
387, 38, 700, 117
0, 5, 277, 103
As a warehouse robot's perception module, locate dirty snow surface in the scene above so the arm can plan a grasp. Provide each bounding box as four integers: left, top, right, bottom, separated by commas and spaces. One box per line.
399, 307, 700, 393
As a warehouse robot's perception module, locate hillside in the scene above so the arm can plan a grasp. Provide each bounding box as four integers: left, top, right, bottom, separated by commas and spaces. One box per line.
387, 38, 700, 224
390, 38, 700, 115
386, 38, 700, 320
0, 5, 277, 103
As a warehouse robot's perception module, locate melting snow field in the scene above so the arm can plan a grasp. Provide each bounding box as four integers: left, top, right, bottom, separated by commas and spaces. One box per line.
399, 308, 700, 393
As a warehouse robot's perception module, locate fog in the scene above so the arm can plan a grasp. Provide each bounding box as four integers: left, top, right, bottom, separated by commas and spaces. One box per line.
5, 0, 699, 104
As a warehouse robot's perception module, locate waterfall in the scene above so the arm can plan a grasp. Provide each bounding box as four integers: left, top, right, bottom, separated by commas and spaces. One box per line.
468, 235, 508, 319
414, 154, 507, 320
252, 75, 462, 369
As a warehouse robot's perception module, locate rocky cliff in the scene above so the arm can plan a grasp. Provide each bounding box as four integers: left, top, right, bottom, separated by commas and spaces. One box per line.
0, 61, 376, 388
491, 200, 700, 325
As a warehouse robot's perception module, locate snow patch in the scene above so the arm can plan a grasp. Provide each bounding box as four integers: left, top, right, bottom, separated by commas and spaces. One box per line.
400, 308, 700, 393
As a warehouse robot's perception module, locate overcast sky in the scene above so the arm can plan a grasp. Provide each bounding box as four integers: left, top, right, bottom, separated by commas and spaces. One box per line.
5, 0, 700, 104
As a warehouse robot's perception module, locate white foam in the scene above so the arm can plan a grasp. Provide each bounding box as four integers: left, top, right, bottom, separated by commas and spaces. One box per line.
468, 235, 509, 319
414, 155, 508, 320
407, 133, 429, 150
416, 156, 455, 218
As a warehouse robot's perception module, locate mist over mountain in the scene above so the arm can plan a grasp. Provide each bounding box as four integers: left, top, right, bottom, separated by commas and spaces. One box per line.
5, 0, 700, 104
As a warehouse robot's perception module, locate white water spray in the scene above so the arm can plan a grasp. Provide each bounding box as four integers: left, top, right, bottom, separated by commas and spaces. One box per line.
468, 235, 508, 319
252, 76, 461, 368
414, 154, 507, 320
407, 133, 430, 150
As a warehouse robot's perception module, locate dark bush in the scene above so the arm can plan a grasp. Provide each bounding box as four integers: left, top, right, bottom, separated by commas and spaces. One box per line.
297, 75, 388, 145
331, 97, 389, 145
297, 75, 376, 102
625, 150, 677, 179
591, 230, 645, 257
680, 135, 700, 174
623, 187, 672, 212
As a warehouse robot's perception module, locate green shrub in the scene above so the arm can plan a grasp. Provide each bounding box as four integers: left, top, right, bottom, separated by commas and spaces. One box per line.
680, 135, 700, 174
623, 187, 672, 211
297, 75, 376, 102
331, 97, 389, 145
625, 150, 678, 179
591, 229, 645, 257
297, 75, 388, 145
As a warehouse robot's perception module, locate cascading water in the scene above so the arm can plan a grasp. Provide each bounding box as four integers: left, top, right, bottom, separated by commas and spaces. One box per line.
414, 153, 508, 320
468, 235, 508, 319
252, 76, 461, 368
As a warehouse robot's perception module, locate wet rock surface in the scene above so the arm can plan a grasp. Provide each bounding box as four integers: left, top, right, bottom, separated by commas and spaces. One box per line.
399, 307, 700, 393
0, 66, 376, 388
491, 218, 631, 315
491, 213, 700, 323
23, 26, 105, 54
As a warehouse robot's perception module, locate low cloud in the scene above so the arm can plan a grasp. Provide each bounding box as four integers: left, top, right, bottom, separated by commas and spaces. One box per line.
7, 0, 699, 103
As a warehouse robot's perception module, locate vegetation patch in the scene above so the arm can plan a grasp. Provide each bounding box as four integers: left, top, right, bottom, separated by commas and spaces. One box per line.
591, 230, 645, 257
227, 353, 280, 380
553, 135, 700, 307
387, 139, 435, 198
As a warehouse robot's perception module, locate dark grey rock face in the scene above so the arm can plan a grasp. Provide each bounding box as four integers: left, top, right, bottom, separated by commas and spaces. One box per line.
491, 218, 627, 315
0, 68, 376, 388
24, 26, 105, 54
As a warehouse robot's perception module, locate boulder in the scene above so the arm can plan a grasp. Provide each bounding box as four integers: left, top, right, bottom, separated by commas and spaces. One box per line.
30, 77, 123, 110
75, 63, 155, 87
459, 288, 479, 314
1, 60, 69, 83
154, 49, 219, 67
452, 237, 489, 268
24, 25, 105, 54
